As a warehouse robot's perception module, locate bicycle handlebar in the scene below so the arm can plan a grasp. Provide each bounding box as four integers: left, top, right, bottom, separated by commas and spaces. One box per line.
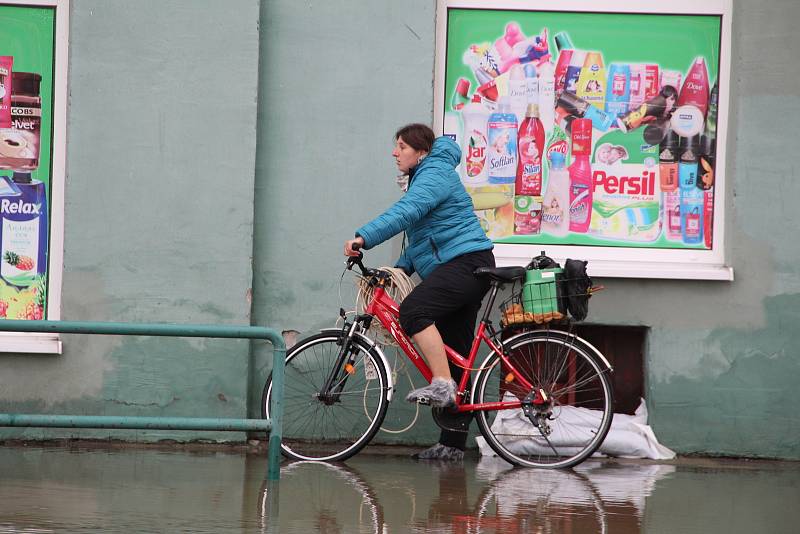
345, 247, 391, 284
346, 242, 370, 277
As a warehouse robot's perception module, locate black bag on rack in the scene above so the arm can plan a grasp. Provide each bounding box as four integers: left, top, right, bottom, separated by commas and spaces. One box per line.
562, 259, 592, 321
525, 250, 560, 271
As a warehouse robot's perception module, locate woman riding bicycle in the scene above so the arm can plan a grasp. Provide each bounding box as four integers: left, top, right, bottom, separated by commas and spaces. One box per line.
344, 123, 495, 461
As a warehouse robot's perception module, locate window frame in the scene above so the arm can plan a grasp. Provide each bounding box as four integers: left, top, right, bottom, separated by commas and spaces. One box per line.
433, 0, 734, 280
0, 0, 69, 354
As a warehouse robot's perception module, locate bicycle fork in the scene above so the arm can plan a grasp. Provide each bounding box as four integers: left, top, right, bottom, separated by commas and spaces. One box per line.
317, 317, 366, 405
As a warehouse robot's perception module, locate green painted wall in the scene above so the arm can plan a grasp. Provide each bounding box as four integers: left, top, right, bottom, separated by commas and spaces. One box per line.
249, 0, 439, 443
0, 0, 797, 459
0, 0, 261, 440
252, 0, 800, 459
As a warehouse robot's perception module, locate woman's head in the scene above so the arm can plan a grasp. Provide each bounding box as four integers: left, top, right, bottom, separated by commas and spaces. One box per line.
393, 123, 435, 173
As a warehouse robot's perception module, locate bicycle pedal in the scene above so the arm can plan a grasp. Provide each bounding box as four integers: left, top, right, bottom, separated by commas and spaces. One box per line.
416, 398, 431, 406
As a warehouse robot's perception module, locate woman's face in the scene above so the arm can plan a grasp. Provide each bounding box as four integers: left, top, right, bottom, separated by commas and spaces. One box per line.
393, 136, 427, 174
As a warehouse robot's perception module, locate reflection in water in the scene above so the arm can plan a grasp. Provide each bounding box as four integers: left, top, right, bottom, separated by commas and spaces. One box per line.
1, 446, 798, 533
575, 462, 677, 519
472, 459, 610, 533
256, 460, 384, 534
259, 457, 675, 534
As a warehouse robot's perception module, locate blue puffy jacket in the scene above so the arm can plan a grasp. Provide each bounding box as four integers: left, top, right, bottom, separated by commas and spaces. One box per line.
356, 136, 493, 279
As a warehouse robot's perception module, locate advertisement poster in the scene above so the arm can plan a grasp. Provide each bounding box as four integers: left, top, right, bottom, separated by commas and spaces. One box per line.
0, 5, 55, 320
440, 7, 722, 254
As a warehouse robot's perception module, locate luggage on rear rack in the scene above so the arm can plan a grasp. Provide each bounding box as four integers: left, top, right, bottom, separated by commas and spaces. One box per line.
500, 251, 594, 327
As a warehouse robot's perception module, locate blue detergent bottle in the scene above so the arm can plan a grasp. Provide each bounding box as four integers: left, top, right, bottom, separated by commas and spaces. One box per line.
605, 63, 631, 117
678, 135, 703, 244
487, 97, 518, 184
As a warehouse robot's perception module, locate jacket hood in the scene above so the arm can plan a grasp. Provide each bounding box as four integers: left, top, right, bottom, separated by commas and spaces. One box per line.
424, 136, 461, 168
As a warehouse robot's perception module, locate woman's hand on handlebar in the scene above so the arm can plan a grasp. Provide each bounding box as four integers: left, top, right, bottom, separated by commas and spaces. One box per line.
344, 236, 364, 257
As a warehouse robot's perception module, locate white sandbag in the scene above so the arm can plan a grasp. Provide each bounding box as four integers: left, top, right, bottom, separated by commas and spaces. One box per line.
476, 397, 675, 460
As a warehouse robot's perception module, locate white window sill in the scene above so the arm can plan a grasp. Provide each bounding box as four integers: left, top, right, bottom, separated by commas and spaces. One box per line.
0, 332, 63, 354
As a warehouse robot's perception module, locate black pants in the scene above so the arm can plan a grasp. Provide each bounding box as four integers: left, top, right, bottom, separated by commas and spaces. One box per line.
399, 249, 495, 450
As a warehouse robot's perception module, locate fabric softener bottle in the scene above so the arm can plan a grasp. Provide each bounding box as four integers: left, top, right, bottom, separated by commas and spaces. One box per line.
487, 97, 518, 185
568, 118, 593, 233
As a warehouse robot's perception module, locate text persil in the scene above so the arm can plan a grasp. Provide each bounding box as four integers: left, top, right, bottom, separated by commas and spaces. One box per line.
592, 170, 656, 196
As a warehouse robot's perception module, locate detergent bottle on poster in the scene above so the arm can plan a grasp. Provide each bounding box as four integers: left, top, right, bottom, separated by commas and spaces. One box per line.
557, 91, 615, 132
703, 191, 714, 248
563, 51, 586, 96
515, 104, 545, 195
553, 32, 574, 96
508, 64, 528, 125
659, 131, 679, 192
605, 63, 630, 117
524, 63, 538, 107
450, 78, 471, 111
554, 31, 574, 52
576, 52, 606, 109
628, 64, 646, 110
460, 95, 490, 185
542, 151, 570, 237
554, 49, 573, 97
677, 57, 710, 117
678, 134, 703, 244
537, 61, 555, 138
568, 118, 593, 233
487, 97, 518, 185
0, 171, 48, 289
663, 190, 682, 241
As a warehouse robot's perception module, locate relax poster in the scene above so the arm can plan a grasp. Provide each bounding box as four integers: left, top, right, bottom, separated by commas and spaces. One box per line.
0, 5, 55, 320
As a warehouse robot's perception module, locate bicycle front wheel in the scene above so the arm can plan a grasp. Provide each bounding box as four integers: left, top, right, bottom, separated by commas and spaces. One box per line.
473, 330, 614, 468
262, 332, 390, 462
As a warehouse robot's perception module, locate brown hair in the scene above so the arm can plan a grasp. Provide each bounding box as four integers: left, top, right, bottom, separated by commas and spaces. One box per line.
395, 123, 435, 153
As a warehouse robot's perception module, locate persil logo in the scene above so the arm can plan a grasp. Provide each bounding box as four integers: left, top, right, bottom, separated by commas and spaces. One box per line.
593, 170, 656, 196
0, 199, 40, 215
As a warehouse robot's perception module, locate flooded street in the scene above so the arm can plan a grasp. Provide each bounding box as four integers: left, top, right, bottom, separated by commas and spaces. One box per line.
0, 444, 798, 533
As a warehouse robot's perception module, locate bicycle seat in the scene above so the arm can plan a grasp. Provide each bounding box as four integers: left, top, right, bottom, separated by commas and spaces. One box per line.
474, 266, 526, 283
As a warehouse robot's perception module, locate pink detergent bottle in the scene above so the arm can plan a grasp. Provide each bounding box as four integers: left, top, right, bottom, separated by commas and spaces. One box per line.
568, 118, 593, 233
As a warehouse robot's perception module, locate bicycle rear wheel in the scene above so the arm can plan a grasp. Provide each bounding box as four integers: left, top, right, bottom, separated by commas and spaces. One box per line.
262, 331, 390, 462
473, 329, 614, 468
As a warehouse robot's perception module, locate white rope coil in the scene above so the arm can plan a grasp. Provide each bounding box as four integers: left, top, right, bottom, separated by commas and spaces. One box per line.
354, 267, 415, 346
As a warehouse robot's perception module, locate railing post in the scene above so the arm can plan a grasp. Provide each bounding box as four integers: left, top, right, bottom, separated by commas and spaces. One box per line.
267, 343, 286, 481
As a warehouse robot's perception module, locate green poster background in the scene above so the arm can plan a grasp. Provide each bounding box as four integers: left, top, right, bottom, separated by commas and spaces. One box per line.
444, 8, 721, 250
0, 5, 55, 319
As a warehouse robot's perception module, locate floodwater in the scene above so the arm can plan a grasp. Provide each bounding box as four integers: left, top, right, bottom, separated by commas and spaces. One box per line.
0, 445, 798, 533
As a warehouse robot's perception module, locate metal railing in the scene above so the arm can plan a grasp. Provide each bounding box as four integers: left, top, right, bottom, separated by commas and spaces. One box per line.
0, 320, 286, 480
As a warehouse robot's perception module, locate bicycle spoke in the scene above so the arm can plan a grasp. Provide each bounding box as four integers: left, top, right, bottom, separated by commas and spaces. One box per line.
263, 333, 389, 461
475, 331, 613, 468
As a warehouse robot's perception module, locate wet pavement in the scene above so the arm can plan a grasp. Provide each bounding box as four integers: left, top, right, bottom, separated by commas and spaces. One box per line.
0, 443, 798, 533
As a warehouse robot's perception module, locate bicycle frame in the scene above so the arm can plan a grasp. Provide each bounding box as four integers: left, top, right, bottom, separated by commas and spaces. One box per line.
364, 284, 536, 413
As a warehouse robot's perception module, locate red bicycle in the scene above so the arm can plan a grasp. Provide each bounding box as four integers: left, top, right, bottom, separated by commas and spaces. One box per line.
263, 251, 614, 468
